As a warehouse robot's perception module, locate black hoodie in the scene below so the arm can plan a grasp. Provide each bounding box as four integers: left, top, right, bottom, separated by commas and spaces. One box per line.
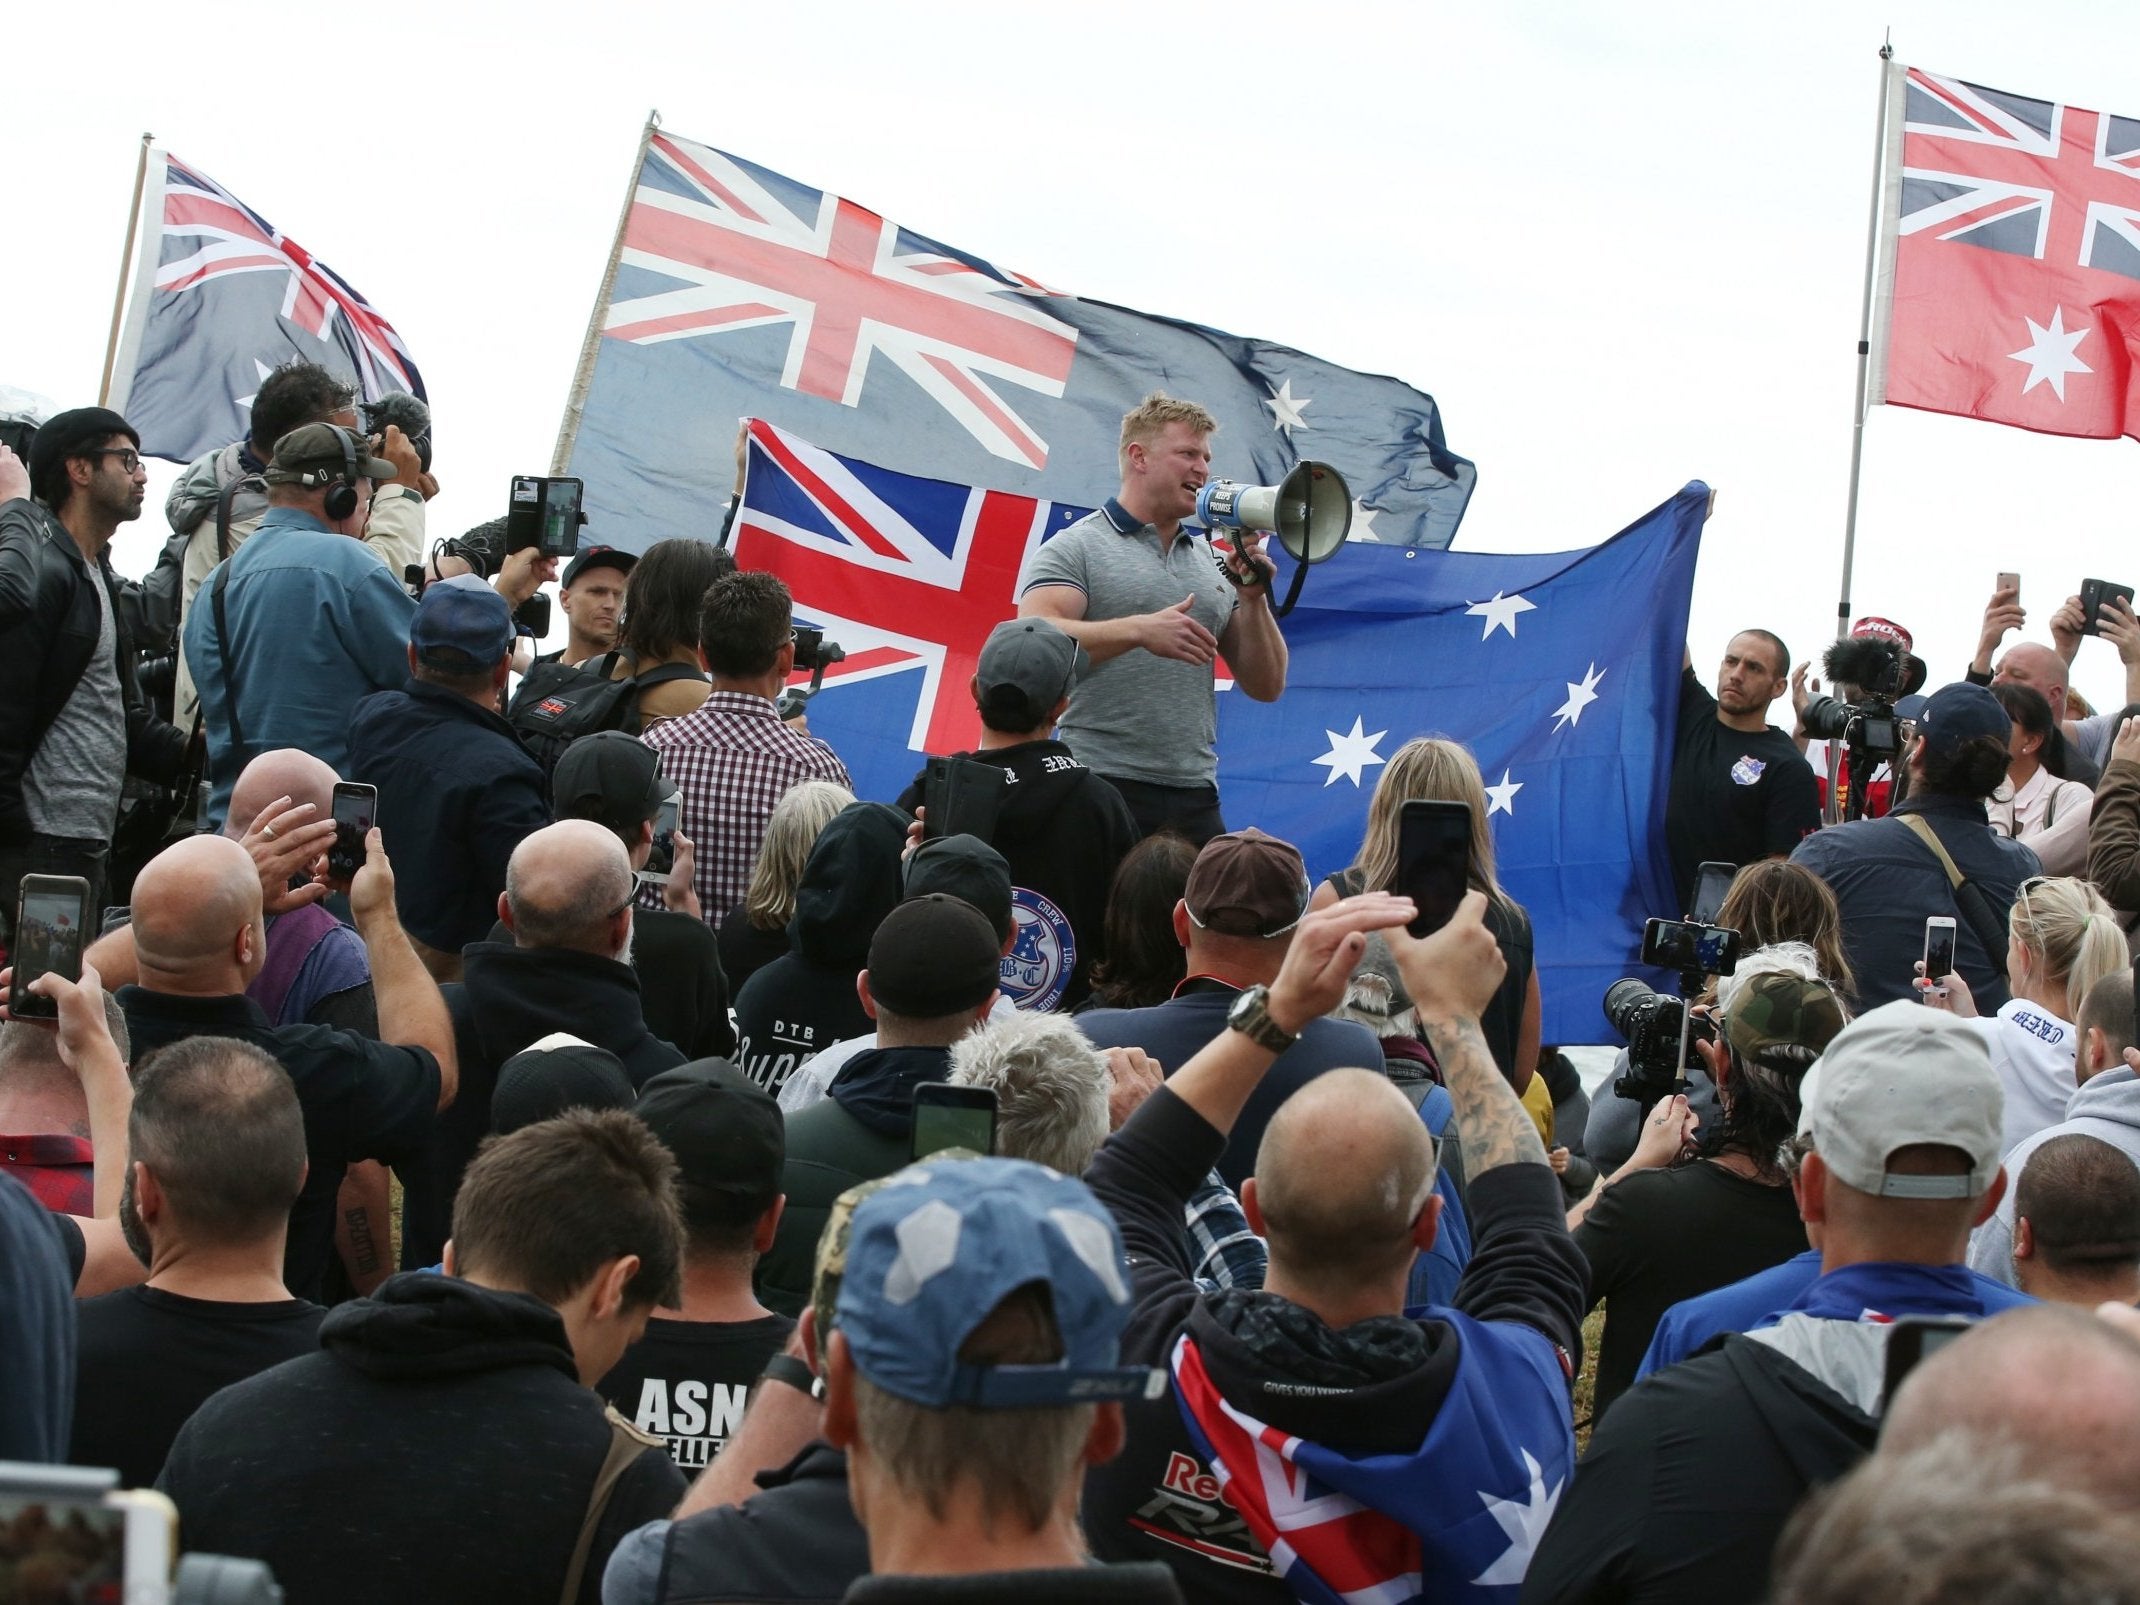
158, 1274, 685, 1605
897, 739, 1138, 1009
733, 802, 909, 1091
399, 943, 685, 1268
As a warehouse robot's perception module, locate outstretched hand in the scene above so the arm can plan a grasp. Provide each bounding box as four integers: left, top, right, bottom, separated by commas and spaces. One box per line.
1266, 892, 1417, 1034
240, 795, 336, 916
1385, 890, 1509, 1026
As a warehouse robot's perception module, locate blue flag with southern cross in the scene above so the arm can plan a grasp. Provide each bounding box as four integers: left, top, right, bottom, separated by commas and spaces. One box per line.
559, 127, 1473, 553
734, 418, 1707, 1044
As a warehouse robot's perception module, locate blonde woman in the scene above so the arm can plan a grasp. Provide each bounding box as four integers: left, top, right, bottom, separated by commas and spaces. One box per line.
1923, 874, 2130, 1155
716, 779, 854, 992
1310, 736, 1540, 1086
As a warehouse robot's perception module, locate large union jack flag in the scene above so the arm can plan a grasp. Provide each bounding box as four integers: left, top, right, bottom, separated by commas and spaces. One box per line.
559, 124, 1474, 555
1875, 65, 2140, 439
111, 150, 425, 463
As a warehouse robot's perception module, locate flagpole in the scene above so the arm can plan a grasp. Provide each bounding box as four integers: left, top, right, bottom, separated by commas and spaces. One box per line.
98, 133, 154, 406
1828, 40, 1894, 825
551, 111, 660, 475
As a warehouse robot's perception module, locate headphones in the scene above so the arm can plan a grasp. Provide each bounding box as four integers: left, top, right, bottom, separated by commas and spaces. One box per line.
295, 424, 364, 522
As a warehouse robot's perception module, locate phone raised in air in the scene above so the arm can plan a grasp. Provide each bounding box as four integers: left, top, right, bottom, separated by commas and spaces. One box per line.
638, 791, 682, 888
328, 782, 378, 882
2080, 577, 2136, 637
921, 756, 1010, 844
1396, 800, 1471, 939
1689, 861, 1737, 926
911, 1082, 998, 1162
10, 874, 92, 1020
1642, 917, 1742, 978
1922, 916, 1958, 1000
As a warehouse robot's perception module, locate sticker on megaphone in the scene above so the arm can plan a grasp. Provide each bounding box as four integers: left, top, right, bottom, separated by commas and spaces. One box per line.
1195, 461, 1351, 566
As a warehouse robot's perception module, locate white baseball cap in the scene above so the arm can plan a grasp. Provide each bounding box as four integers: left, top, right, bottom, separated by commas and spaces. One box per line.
1796, 999, 2004, 1200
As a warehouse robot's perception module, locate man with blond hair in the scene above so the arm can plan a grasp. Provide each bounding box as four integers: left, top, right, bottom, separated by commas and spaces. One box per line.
1018, 393, 1288, 844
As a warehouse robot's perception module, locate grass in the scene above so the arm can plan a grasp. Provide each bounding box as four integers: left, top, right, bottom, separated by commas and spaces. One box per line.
1574, 1305, 1605, 1454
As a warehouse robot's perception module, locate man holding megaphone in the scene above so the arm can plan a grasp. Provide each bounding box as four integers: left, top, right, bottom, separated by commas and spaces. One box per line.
1018, 393, 1291, 846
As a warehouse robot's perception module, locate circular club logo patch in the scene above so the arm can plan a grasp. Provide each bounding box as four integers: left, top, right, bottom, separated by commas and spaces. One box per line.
1002, 888, 1077, 1010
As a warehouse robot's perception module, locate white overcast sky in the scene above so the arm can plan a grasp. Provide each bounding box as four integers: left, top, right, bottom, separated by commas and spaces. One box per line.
6, 0, 2138, 710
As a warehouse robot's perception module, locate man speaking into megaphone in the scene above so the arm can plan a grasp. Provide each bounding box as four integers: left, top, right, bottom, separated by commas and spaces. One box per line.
1017, 393, 1291, 846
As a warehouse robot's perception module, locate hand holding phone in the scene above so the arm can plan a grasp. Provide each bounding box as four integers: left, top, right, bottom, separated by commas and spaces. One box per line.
2081, 578, 2136, 637
328, 783, 378, 883
921, 756, 1009, 843
506, 475, 585, 557
9, 875, 92, 1020
1921, 916, 1957, 1001
1397, 800, 1472, 939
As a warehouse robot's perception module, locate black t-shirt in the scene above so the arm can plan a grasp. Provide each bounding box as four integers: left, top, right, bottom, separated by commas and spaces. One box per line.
72, 1285, 325, 1488
1663, 667, 1821, 910
1573, 1158, 1809, 1421
716, 904, 791, 997
596, 1312, 795, 1472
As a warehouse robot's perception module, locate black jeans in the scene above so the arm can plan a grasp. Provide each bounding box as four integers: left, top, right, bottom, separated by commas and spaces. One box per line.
1099, 777, 1226, 849
0, 835, 109, 953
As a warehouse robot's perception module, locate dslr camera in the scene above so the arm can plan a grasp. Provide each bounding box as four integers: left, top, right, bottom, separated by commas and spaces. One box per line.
359, 391, 433, 472
776, 626, 847, 720
1801, 635, 1906, 763
1600, 916, 1742, 1106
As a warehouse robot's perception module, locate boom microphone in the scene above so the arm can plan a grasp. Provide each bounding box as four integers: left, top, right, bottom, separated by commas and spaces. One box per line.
359, 391, 433, 471
1821, 635, 1901, 694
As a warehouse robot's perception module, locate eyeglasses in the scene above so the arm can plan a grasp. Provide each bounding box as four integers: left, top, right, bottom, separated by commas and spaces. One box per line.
89, 448, 143, 473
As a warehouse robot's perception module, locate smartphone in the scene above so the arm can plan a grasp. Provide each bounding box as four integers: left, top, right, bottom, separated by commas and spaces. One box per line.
638, 791, 682, 888
921, 755, 1010, 843
1922, 915, 1958, 999
10, 874, 92, 1020
1397, 799, 1472, 938
1996, 570, 2020, 601
1642, 916, 1742, 977
2081, 577, 2136, 636
0, 1468, 177, 1601
1689, 861, 1736, 925
911, 1082, 998, 1161
506, 475, 585, 558
1881, 1313, 1974, 1405
329, 782, 378, 882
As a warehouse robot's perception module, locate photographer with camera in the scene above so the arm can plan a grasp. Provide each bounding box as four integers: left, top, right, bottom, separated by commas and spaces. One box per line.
1572, 954, 1847, 1422
1792, 682, 2040, 1011
1791, 615, 1927, 820
166, 366, 433, 724
1665, 631, 1820, 911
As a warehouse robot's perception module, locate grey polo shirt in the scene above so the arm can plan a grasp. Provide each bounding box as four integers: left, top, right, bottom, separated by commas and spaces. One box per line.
1018, 499, 1237, 787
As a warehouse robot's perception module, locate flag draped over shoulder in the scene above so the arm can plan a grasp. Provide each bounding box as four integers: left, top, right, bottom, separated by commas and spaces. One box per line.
736, 418, 1706, 1045
1873, 63, 2140, 440
558, 128, 1474, 553
108, 150, 425, 463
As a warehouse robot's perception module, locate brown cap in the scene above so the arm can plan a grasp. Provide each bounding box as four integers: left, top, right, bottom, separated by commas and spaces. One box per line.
1184, 827, 1310, 939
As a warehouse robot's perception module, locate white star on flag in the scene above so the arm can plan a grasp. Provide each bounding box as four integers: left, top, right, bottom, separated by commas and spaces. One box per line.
1311, 716, 1388, 787
1346, 500, 1383, 542
1264, 378, 1312, 437
1471, 1451, 1564, 1586
1552, 663, 1606, 730
1485, 769, 1523, 816
233, 358, 276, 420
1466, 590, 1537, 641
2008, 307, 2092, 400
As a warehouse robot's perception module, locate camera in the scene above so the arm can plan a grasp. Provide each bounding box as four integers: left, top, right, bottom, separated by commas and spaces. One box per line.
1602, 980, 1715, 1105
360, 390, 432, 472
1802, 635, 1905, 763
775, 626, 847, 720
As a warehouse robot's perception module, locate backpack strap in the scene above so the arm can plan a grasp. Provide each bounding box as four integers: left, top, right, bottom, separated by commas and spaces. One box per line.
213, 473, 262, 563
1897, 812, 2010, 964
558, 1406, 664, 1605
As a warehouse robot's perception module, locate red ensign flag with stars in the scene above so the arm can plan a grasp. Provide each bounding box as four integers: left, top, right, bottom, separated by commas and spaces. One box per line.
1874, 64, 2140, 439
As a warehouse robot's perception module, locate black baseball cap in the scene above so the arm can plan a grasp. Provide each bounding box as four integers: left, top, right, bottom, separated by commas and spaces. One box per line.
904, 834, 1013, 943
634, 1059, 785, 1198
866, 894, 1002, 1017
561, 546, 638, 588
493, 1035, 636, 1133
552, 731, 670, 832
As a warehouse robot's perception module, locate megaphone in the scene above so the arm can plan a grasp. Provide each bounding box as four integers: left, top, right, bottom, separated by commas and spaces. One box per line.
1195, 461, 1351, 617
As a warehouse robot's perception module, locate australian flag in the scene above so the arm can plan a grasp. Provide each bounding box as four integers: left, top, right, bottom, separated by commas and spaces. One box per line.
108, 150, 426, 463
559, 127, 1474, 552
739, 419, 1706, 1045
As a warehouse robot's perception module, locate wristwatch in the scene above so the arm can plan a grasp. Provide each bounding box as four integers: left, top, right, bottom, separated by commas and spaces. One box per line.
758, 1353, 824, 1400
1227, 984, 1298, 1053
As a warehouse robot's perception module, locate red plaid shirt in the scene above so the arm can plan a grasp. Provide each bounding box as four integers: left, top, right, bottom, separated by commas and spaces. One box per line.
1, 1135, 95, 1217
644, 691, 852, 920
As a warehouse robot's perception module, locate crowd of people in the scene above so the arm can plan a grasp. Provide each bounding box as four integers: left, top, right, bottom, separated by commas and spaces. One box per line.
6, 370, 2140, 1602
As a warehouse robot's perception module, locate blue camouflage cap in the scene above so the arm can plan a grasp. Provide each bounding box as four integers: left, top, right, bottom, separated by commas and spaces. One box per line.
411, 574, 514, 668
837, 1156, 1160, 1409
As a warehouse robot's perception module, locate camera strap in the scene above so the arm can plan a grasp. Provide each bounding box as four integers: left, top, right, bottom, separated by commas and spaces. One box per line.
1897, 813, 2009, 962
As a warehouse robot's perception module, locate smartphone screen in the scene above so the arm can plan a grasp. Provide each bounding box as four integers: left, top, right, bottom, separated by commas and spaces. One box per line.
639, 792, 682, 886
1923, 917, 1957, 996
541, 478, 583, 557
329, 783, 378, 882
1397, 800, 1472, 938
1690, 861, 1736, 925
10, 876, 91, 1020
911, 1083, 997, 1161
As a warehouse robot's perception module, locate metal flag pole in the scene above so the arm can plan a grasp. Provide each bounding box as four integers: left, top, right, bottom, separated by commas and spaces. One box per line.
1828, 38, 1896, 823
551, 111, 661, 475
98, 133, 155, 406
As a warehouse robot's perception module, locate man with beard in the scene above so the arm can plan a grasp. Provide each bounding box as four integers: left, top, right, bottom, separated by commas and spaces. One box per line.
1664, 631, 1820, 910
68, 1036, 321, 1488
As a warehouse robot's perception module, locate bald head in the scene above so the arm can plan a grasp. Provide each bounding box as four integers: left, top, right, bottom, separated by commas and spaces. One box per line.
1882, 1304, 2140, 1509
1996, 642, 2071, 717
1252, 1069, 1437, 1295
503, 821, 635, 956
132, 835, 264, 987
226, 749, 339, 839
